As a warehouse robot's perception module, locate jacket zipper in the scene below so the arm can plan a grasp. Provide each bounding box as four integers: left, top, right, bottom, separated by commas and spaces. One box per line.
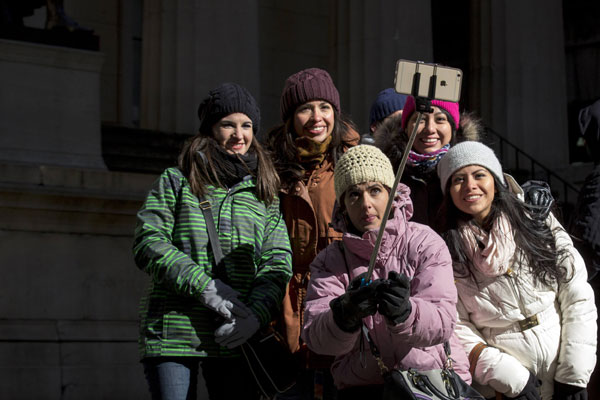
506, 265, 527, 313
506, 257, 545, 372
506, 256, 540, 332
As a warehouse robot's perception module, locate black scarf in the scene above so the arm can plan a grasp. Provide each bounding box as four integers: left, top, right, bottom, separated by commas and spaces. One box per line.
208, 146, 258, 188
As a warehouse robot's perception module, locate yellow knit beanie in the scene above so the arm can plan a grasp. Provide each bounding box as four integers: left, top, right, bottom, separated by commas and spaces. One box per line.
334, 145, 395, 203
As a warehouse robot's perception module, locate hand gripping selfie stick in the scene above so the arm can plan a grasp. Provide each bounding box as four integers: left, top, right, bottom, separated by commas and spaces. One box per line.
363, 62, 449, 283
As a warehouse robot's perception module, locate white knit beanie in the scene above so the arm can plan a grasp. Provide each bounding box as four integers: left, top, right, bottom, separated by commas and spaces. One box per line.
437, 141, 506, 194
334, 145, 395, 202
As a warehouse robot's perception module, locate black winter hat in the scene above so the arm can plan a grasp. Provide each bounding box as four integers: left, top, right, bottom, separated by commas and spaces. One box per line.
197, 82, 261, 135
369, 88, 408, 126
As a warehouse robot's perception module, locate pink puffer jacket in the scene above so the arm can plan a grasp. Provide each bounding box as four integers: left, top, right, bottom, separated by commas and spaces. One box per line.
302, 183, 471, 389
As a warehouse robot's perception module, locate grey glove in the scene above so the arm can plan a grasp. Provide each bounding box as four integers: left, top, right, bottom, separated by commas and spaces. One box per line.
522, 180, 554, 220
214, 313, 260, 348
199, 279, 250, 320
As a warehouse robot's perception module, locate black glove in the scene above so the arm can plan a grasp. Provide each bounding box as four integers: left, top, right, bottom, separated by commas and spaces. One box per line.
504, 371, 541, 400
330, 273, 379, 333
376, 271, 411, 325
522, 180, 554, 220
553, 381, 587, 400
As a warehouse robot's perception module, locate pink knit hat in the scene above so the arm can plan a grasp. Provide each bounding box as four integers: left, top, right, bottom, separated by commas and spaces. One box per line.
400, 95, 460, 130
280, 68, 340, 121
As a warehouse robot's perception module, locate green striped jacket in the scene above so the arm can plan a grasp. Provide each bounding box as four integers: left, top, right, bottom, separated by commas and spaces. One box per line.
133, 167, 293, 358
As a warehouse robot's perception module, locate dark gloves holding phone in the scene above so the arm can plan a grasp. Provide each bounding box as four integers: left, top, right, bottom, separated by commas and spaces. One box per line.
522, 180, 554, 220
330, 270, 412, 331
330, 273, 379, 333
504, 372, 541, 400
377, 271, 412, 325
553, 381, 587, 400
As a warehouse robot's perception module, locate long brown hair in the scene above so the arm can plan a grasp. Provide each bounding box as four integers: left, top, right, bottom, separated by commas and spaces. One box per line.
178, 133, 280, 205
265, 111, 357, 190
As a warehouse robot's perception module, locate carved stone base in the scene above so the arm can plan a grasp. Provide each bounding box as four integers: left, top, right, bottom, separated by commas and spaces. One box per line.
0, 38, 105, 169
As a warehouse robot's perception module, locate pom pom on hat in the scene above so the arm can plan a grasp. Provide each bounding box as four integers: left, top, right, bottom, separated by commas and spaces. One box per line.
400, 95, 460, 130
437, 141, 506, 194
197, 82, 260, 135
334, 145, 395, 202
369, 88, 408, 126
280, 68, 340, 121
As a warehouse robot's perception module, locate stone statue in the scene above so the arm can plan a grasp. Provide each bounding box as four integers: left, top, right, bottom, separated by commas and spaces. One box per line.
0, 0, 91, 32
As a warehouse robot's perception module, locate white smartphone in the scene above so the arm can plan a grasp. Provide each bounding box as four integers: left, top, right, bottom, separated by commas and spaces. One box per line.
394, 59, 462, 102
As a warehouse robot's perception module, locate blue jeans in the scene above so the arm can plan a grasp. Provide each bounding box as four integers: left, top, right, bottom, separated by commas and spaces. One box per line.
143, 357, 199, 400
143, 357, 260, 400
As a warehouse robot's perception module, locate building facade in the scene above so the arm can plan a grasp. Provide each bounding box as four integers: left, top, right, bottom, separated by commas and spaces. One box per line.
0, 0, 598, 398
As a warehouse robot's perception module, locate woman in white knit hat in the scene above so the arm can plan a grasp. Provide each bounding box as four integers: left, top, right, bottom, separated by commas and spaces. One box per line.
437, 141, 597, 400
301, 145, 473, 398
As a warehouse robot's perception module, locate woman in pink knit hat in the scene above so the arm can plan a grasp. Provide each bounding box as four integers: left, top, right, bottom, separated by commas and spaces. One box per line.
374, 96, 482, 232
266, 67, 360, 400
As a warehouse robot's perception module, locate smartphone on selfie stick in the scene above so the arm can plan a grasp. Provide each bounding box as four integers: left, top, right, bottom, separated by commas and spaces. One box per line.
363, 60, 463, 283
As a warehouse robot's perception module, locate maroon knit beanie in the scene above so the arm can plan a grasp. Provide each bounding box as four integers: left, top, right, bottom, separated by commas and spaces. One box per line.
280, 68, 340, 121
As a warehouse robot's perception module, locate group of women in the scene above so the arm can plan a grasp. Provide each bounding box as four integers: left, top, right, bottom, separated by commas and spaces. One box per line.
132, 67, 597, 400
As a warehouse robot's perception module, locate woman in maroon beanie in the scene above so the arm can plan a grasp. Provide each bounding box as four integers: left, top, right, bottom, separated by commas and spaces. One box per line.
266, 67, 359, 400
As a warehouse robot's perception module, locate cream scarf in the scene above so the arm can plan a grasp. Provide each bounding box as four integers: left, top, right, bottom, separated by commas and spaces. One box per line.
458, 213, 516, 277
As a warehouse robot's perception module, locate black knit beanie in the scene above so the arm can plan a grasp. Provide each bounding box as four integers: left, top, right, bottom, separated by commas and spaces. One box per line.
197, 82, 261, 135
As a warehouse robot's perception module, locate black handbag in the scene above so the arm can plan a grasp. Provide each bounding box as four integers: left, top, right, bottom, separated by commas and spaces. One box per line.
363, 326, 485, 400
200, 199, 298, 399
240, 326, 298, 398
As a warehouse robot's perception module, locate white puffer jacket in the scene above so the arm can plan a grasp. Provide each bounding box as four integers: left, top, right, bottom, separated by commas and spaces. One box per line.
455, 176, 597, 399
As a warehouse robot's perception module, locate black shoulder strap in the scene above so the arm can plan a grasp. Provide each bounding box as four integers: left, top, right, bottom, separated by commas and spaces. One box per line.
169, 168, 223, 267
199, 198, 224, 265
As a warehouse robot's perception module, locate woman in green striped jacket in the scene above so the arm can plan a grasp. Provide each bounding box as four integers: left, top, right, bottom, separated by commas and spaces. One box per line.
133, 83, 293, 400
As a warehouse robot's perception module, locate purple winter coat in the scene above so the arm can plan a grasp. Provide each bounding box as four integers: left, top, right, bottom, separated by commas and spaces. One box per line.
302, 183, 471, 389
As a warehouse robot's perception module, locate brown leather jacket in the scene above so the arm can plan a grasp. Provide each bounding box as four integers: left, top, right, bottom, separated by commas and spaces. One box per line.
278, 129, 359, 368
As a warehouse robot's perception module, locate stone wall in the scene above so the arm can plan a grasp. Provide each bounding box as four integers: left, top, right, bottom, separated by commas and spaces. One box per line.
0, 162, 155, 399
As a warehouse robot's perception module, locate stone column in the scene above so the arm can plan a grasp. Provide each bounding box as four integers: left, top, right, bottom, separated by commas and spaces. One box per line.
141, 0, 261, 134
470, 0, 569, 167
331, 0, 434, 132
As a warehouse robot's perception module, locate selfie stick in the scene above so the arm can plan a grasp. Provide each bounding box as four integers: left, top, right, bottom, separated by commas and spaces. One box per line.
364, 64, 438, 283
